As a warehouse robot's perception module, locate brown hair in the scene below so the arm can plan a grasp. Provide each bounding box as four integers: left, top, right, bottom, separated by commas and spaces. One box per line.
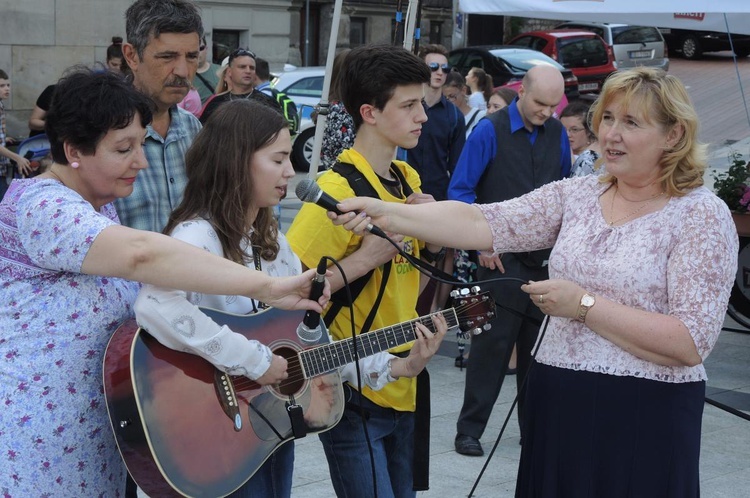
418, 43, 449, 59
468, 67, 493, 102
492, 87, 517, 106
164, 100, 288, 263
329, 49, 352, 102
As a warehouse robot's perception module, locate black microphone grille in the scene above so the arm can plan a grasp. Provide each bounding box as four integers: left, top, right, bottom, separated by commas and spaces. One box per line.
295, 178, 320, 203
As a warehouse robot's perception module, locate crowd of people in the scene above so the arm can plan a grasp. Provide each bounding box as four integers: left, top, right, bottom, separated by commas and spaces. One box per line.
0, 0, 739, 497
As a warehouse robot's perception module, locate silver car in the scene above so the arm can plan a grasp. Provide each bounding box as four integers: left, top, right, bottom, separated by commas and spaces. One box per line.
272, 66, 325, 171
556, 22, 669, 72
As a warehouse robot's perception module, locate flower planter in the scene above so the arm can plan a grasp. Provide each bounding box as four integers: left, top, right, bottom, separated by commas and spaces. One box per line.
732, 212, 750, 237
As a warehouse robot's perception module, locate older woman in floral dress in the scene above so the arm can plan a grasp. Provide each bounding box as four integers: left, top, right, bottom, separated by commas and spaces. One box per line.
0, 69, 328, 496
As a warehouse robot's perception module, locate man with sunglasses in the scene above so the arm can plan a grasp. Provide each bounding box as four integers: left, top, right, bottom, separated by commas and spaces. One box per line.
198, 48, 280, 124
402, 44, 465, 203
405, 44, 466, 316
115, 0, 204, 233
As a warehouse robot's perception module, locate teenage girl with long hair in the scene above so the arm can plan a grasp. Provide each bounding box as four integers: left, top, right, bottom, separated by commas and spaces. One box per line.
135, 99, 445, 497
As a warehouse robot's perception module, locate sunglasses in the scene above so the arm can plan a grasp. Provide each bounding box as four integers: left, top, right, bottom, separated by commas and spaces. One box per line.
428, 62, 451, 73
229, 48, 256, 64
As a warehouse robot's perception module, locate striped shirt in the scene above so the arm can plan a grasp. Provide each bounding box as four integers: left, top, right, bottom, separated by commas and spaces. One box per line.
114, 106, 201, 232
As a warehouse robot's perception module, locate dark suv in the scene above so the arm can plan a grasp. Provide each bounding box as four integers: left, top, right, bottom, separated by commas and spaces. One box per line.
659, 28, 750, 59
448, 46, 580, 101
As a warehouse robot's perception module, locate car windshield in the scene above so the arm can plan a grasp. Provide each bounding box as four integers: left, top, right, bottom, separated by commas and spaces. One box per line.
611, 26, 663, 44
557, 38, 609, 67
280, 76, 323, 98
489, 49, 563, 72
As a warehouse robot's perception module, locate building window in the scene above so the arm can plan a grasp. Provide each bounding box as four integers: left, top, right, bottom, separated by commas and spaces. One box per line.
350, 17, 366, 47
213, 30, 241, 64
430, 21, 443, 45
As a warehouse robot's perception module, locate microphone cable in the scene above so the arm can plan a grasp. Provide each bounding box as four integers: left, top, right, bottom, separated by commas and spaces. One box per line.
318, 255, 380, 498
315, 231, 549, 497
365, 227, 552, 497
467, 316, 550, 497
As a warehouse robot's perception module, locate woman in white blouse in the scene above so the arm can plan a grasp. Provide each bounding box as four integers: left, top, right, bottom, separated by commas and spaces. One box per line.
135, 100, 446, 498
327, 68, 737, 498
465, 67, 492, 111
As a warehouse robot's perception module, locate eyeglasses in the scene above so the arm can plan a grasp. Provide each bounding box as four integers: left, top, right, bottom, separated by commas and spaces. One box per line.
444, 92, 460, 102
567, 127, 586, 134
228, 48, 256, 65
428, 62, 451, 73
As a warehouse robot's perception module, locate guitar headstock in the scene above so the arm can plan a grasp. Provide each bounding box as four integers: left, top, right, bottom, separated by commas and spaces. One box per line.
449, 287, 496, 336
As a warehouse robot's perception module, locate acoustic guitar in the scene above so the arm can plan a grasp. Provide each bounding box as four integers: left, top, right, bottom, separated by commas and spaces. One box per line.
103, 288, 494, 497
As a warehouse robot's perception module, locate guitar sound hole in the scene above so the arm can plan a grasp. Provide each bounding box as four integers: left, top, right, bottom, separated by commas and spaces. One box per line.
275, 346, 304, 396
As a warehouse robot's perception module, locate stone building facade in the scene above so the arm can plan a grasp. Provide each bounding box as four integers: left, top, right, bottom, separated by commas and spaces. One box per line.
0, 0, 455, 136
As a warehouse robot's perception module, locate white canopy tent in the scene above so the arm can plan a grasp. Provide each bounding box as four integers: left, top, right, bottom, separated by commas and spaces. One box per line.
454, 0, 750, 141
457, 0, 750, 35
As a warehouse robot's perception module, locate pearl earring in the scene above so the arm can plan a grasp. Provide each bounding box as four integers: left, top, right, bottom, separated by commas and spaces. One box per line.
71, 162, 80, 169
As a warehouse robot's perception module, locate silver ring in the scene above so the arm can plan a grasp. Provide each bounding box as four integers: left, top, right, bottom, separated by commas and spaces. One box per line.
538, 294, 544, 304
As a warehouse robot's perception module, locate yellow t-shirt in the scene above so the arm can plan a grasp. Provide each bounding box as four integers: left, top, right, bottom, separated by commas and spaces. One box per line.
287, 148, 423, 412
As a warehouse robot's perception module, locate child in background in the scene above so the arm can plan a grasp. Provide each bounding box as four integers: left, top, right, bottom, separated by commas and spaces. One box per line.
0, 69, 31, 200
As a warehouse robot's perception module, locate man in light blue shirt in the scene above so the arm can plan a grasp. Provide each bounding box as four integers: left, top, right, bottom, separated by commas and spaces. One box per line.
114, 0, 203, 232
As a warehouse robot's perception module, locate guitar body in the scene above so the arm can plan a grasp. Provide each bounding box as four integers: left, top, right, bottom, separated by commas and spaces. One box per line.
103, 307, 344, 498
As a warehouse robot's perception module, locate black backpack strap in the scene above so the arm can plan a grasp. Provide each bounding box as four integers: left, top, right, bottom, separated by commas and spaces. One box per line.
195, 71, 215, 94
324, 161, 393, 328
360, 261, 391, 334
389, 162, 413, 197
332, 161, 380, 198
465, 109, 480, 130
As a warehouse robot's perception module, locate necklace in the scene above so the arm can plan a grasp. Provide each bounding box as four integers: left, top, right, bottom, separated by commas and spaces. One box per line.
229, 91, 253, 101
607, 184, 665, 226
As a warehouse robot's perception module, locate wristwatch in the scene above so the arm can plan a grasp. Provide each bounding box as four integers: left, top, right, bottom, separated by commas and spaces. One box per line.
576, 293, 596, 323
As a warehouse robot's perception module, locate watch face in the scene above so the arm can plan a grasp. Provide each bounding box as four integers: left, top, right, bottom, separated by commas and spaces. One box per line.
582, 294, 595, 307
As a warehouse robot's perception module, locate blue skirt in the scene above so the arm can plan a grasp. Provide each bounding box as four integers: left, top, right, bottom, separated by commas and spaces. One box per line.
516, 362, 705, 498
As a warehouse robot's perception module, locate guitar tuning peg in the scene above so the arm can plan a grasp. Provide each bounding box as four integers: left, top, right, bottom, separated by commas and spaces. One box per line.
459, 287, 470, 296
471, 286, 481, 294
471, 327, 482, 335
450, 289, 460, 298
483, 323, 491, 331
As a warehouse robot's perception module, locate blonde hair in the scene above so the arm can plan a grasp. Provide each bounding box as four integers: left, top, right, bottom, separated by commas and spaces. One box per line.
589, 67, 706, 196
215, 65, 230, 94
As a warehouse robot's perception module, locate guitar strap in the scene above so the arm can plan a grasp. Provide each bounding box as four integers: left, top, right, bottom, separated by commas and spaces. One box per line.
251, 246, 269, 312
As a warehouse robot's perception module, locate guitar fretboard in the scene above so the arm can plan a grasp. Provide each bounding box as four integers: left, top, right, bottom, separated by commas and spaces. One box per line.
299, 308, 458, 378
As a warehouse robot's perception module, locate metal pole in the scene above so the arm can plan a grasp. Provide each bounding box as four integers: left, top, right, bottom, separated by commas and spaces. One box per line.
307, 0, 343, 177
304, 0, 310, 66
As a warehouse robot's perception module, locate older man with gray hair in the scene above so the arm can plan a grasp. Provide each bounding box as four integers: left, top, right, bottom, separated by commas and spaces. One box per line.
115, 0, 203, 232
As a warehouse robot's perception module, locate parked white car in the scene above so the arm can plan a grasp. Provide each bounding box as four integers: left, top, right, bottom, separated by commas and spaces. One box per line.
272, 66, 325, 171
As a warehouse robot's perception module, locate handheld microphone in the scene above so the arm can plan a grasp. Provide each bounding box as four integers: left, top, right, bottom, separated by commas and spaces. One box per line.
295, 179, 388, 239
296, 256, 327, 343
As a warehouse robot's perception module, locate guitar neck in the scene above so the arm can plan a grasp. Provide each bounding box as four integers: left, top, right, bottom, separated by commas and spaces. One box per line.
299, 308, 458, 378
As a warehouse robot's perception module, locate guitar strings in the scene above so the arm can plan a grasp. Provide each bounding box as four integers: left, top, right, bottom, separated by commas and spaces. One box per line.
228, 299, 491, 392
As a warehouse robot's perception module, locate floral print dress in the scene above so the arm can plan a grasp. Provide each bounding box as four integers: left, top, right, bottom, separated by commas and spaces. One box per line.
320, 101, 356, 170
0, 179, 138, 496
